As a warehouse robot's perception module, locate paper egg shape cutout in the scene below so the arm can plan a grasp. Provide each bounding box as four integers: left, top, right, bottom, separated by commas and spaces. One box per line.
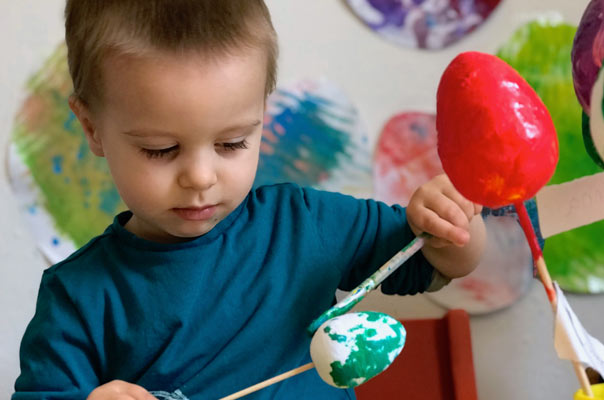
572, 0, 604, 114
436, 51, 559, 208
310, 311, 406, 388
346, 0, 502, 50
585, 66, 604, 168
373, 112, 442, 205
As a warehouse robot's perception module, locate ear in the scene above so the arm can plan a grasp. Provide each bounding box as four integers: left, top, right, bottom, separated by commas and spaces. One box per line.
69, 96, 104, 157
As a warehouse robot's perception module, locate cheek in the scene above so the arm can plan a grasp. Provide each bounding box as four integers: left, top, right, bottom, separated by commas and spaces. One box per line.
225, 153, 259, 188
110, 159, 172, 203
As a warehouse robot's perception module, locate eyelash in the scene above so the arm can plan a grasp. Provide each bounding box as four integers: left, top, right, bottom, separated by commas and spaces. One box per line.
221, 140, 249, 152
140, 146, 178, 159
140, 140, 249, 159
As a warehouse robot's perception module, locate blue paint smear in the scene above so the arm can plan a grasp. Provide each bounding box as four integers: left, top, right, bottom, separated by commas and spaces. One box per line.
52, 155, 63, 174
99, 186, 121, 215
52, 237, 60, 246
63, 110, 78, 134
77, 138, 89, 161
28, 205, 37, 214
255, 90, 354, 188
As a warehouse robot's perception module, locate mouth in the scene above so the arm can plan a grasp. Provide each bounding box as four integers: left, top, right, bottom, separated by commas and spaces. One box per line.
172, 205, 217, 221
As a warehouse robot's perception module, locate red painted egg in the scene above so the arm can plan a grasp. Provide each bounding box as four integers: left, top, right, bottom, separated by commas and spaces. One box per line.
436, 51, 559, 208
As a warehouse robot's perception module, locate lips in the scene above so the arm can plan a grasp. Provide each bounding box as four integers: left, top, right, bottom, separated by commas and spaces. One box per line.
172, 205, 217, 221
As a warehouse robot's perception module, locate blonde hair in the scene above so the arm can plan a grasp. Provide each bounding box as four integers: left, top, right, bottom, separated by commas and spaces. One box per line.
65, 0, 278, 110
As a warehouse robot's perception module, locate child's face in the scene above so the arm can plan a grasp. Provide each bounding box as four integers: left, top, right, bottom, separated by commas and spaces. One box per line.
74, 48, 267, 243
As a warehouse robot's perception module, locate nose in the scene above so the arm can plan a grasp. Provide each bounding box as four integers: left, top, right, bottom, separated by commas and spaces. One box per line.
177, 155, 217, 191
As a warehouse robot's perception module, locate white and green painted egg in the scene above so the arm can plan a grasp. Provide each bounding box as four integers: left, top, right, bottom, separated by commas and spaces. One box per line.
310, 311, 406, 388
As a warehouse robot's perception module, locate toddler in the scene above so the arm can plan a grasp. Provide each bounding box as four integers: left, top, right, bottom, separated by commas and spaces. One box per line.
13, 1, 486, 399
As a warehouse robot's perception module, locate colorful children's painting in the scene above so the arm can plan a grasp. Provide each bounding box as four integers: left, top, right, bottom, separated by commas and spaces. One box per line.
373, 111, 537, 313
373, 112, 441, 205
498, 20, 604, 294
8, 44, 372, 263
346, 0, 502, 50
258, 78, 373, 198
9, 44, 122, 263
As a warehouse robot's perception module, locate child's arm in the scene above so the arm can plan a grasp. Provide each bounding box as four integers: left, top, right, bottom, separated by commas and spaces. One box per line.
13, 271, 155, 400
406, 174, 486, 280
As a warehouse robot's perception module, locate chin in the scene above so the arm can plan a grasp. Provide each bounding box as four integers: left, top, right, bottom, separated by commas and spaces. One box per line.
173, 224, 216, 239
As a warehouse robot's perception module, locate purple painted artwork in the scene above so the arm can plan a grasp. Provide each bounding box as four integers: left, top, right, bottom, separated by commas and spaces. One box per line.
346, 0, 502, 50
572, 0, 604, 114
258, 78, 373, 197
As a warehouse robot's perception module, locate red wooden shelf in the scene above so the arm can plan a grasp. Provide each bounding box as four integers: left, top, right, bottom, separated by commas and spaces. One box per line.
355, 309, 477, 400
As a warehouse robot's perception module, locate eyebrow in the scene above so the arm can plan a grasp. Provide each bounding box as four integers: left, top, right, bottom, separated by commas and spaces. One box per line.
122, 120, 263, 137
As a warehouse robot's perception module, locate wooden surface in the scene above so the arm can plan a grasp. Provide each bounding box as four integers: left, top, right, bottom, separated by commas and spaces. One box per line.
355, 309, 478, 400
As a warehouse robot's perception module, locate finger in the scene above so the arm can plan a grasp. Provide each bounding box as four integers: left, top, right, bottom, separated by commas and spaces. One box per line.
425, 236, 455, 249
413, 207, 470, 246
442, 186, 476, 221
474, 203, 483, 216
423, 195, 470, 232
127, 384, 157, 400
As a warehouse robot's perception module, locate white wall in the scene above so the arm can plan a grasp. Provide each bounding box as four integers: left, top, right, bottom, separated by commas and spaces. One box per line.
1, 0, 602, 398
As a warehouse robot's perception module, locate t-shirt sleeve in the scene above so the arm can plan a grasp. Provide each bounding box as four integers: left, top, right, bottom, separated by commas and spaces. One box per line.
301, 187, 435, 295
13, 270, 99, 399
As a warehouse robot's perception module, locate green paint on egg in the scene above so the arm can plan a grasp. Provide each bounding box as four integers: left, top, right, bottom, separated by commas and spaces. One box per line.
328, 320, 404, 387
326, 330, 348, 344
310, 312, 406, 388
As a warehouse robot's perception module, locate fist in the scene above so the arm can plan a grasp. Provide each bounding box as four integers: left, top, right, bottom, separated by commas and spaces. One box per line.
87, 380, 157, 400
407, 174, 482, 248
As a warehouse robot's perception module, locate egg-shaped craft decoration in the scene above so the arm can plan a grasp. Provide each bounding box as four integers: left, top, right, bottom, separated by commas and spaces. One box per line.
436, 51, 559, 208
310, 311, 406, 388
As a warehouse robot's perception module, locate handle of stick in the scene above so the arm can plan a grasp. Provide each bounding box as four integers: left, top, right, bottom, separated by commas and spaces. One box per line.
307, 234, 428, 335
515, 202, 594, 398
219, 362, 315, 400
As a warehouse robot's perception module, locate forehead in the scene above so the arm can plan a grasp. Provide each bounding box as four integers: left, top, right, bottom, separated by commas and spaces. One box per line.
96, 48, 268, 131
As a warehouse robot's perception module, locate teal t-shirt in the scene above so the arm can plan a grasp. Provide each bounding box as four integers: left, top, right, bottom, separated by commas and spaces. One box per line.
14, 184, 434, 399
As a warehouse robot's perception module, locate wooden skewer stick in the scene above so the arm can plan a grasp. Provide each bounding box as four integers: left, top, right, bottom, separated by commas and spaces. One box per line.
536, 256, 594, 397
219, 362, 315, 400
516, 203, 594, 398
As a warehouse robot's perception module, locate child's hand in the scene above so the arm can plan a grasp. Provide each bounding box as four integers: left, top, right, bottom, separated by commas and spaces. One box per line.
406, 174, 486, 279
407, 174, 482, 248
87, 380, 157, 400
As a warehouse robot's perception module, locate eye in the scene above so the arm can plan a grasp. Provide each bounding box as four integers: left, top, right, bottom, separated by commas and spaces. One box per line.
219, 140, 249, 152
140, 145, 179, 159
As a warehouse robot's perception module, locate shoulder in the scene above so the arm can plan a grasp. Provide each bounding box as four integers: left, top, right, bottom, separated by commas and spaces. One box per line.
251, 183, 363, 209
43, 229, 115, 286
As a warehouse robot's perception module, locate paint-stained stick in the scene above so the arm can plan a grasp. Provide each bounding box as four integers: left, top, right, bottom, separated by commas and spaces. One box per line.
307, 233, 428, 335
219, 362, 315, 400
